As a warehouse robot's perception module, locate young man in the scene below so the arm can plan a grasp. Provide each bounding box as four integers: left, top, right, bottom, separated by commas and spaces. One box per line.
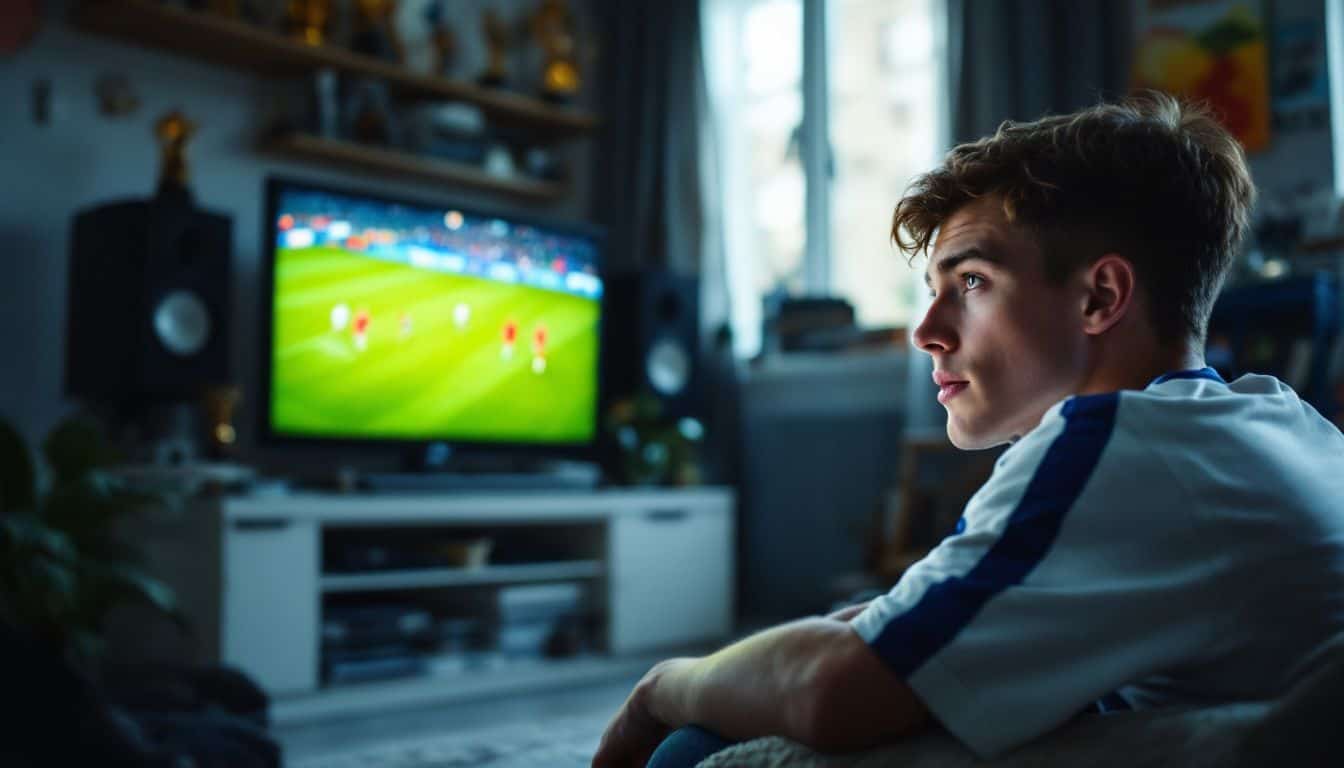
592, 94, 1344, 767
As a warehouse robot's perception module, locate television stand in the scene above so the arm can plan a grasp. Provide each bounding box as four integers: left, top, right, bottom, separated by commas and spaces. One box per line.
120, 486, 735, 724
361, 464, 601, 493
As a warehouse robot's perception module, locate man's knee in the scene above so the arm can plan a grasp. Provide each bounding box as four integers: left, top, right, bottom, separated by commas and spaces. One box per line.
646, 725, 734, 768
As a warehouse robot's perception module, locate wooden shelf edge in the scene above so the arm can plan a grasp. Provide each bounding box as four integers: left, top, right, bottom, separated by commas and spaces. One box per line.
71, 0, 599, 137
263, 133, 567, 201
320, 560, 604, 593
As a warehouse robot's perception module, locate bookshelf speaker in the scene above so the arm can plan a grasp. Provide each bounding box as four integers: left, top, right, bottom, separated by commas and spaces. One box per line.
65, 197, 232, 404
601, 269, 702, 418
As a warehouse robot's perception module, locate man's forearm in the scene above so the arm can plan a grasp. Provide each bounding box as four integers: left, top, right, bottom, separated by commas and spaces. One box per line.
826, 600, 870, 622
642, 618, 853, 744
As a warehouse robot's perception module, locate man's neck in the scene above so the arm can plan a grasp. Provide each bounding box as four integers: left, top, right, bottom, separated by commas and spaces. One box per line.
1077, 342, 1204, 396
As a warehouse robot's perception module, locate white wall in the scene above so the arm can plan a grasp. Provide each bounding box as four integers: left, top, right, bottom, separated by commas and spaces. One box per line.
0, 0, 595, 449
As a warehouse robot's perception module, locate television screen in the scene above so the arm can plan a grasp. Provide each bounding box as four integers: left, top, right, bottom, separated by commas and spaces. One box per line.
263, 180, 604, 446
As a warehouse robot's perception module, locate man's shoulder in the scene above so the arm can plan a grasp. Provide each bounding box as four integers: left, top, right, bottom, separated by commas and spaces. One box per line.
967, 391, 1140, 523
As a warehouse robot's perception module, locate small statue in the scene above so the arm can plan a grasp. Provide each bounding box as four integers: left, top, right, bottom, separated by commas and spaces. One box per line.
531, 0, 580, 100
424, 1, 457, 77
285, 0, 332, 46
351, 0, 405, 64
202, 386, 242, 459
478, 9, 510, 87
155, 110, 196, 199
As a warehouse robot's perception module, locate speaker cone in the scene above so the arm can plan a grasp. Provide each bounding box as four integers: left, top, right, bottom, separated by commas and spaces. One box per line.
153, 290, 211, 357
646, 337, 690, 396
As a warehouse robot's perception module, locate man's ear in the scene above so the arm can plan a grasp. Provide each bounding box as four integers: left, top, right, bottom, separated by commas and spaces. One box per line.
1080, 255, 1135, 336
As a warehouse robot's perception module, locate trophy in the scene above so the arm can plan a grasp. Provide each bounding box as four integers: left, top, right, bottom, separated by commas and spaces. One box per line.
351, 0, 405, 64
202, 386, 241, 459
155, 110, 196, 200
478, 9, 511, 87
531, 0, 580, 100
285, 0, 332, 46
424, 1, 457, 77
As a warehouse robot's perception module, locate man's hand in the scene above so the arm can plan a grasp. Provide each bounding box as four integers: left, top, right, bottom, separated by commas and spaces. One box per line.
592, 619, 928, 763
592, 660, 684, 768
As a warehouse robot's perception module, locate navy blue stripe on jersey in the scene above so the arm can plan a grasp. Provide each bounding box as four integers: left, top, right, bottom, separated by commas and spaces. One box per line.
869, 393, 1120, 678
1149, 367, 1226, 386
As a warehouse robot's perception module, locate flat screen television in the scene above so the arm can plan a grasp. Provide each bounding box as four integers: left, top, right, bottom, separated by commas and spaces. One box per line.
260, 178, 605, 453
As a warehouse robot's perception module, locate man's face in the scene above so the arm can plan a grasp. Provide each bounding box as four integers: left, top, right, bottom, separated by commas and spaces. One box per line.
913, 197, 1088, 449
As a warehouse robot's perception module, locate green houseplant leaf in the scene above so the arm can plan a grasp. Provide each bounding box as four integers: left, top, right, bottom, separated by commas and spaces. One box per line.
43, 417, 118, 487
0, 415, 183, 660
0, 418, 37, 514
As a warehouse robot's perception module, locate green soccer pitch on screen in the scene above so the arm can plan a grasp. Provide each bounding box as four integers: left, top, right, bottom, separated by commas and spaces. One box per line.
264, 181, 604, 446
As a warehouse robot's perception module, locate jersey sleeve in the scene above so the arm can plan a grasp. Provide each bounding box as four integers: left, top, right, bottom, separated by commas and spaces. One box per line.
850, 393, 1226, 758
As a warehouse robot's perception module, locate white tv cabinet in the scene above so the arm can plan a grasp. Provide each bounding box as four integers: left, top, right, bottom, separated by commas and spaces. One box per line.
153, 487, 735, 723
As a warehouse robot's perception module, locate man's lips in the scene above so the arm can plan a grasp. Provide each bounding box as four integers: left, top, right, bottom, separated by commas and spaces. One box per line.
932, 371, 969, 404
937, 382, 968, 404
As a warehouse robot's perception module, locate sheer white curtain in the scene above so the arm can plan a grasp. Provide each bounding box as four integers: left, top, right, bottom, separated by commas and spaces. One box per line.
703, 0, 806, 357
702, 0, 948, 358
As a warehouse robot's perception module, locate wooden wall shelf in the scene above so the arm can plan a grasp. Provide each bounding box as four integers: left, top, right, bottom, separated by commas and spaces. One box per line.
263, 133, 566, 201
72, 0, 599, 140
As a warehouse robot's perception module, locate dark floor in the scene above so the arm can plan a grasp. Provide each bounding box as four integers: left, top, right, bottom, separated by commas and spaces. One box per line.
277, 674, 640, 765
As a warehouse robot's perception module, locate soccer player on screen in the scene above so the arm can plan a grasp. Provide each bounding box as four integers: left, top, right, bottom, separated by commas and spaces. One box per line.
502, 320, 518, 360
532, 324, 548, 374
330, 303, 350, 333
352, 309, 370, 351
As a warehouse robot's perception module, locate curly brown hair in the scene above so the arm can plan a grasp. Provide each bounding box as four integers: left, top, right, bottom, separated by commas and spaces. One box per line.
892, 93, 1256, 346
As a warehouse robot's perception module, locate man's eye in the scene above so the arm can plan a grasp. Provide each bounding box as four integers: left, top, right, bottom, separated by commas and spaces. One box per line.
962, 273, 984, 291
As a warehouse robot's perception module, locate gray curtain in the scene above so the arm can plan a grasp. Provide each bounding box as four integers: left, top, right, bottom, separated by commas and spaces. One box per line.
948, 0, 1134, 143
591, 1, 710, 277
590, 1, 738, 484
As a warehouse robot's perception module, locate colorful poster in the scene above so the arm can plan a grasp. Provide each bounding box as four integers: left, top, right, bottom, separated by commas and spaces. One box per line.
1131, 0, 1271, 152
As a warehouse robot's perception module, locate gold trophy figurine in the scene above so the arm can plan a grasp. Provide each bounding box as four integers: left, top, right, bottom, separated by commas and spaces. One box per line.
478, 9, 510, 87
532, 0, 580, 100
285, 0, 332, 46
202, 386, 242, 459
155, 110, 196, 199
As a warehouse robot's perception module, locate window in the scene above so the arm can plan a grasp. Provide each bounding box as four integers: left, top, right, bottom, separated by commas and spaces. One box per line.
1329, 0, 1344, 199
704, 0, 948, 356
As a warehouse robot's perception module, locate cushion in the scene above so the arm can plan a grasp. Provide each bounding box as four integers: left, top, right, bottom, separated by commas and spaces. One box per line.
698, 635, 1344, 767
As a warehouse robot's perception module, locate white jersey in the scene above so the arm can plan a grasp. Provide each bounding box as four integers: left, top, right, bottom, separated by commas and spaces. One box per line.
851, 368, 1344, 758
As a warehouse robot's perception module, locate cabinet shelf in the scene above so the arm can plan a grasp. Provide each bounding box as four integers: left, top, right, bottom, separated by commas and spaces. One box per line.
263, 133, 566, 200
274, 653, 663, 725
321, 560, 604, 594
71, 0, 599, 139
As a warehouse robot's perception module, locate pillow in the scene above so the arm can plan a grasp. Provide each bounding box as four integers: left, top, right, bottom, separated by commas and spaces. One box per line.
698, 634, 1344, 768
698, 702, 1266, 768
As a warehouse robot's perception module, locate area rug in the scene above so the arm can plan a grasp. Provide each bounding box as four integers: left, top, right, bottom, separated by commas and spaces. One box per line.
287, 712, 609, 768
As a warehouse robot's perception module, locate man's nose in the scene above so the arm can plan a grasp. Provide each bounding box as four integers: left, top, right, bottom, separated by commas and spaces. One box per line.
912, 299, 958, 355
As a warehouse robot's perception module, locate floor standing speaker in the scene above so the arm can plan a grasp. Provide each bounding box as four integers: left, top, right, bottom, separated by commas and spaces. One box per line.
601, 269, 702, 418
65, 196, 232, 404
